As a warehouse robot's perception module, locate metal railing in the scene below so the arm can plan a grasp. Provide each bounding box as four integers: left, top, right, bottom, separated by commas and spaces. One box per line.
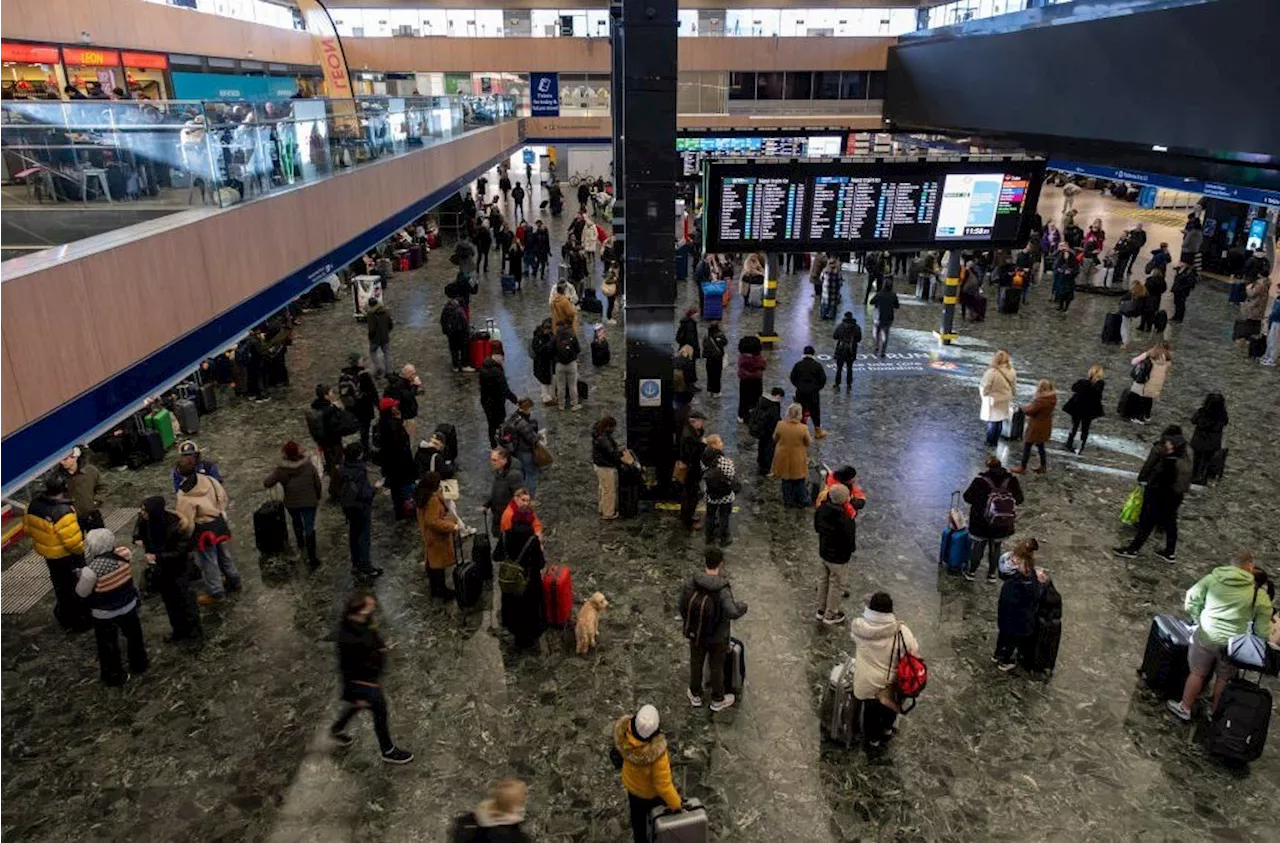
0, 94, 516, 223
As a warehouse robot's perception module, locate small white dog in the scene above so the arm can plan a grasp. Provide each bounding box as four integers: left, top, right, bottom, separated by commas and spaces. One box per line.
575, 592, 609, 654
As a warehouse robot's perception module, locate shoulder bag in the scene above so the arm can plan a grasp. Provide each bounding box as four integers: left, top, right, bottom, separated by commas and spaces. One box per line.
1226, 587, 1269, 669
888, 626, 928, 714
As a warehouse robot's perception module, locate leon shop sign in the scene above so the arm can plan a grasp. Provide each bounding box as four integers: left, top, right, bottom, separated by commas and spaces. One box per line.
297, 0, 358, 130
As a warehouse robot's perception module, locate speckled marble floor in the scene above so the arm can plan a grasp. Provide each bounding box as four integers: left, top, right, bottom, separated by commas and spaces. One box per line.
3, 177, 1278, 843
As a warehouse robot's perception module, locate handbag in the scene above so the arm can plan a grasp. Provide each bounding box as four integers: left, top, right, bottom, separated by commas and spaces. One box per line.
1120, 485, 1144, 525
673, 461, 688, 484
1226, 587, 1269, 668
498, 537, 536, 596
1130, 358, 1153, 384
601, 277, 617, 297
888, 627, 928, 714
533, 441, 554, 469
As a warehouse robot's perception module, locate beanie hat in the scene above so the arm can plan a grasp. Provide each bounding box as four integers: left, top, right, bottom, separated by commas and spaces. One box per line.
282, 441, 303, 461
347, 350, 362, 366
633, 704, 660, 740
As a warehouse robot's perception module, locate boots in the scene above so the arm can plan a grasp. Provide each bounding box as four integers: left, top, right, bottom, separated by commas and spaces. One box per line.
305, 533, 320, 570
815, 428, 828, 440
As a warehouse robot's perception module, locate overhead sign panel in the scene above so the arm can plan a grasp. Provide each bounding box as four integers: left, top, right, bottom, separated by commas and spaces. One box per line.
530, 72, 560, 117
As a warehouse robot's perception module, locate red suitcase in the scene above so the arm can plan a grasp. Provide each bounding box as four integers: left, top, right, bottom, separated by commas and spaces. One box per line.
396, 253, 410, 272
542, 564, 574, 627
468, 336, 491, 369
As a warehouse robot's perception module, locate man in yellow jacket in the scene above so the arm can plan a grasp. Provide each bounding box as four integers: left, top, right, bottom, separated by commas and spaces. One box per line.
613, 704, 682, 843
22, 473, 91, 631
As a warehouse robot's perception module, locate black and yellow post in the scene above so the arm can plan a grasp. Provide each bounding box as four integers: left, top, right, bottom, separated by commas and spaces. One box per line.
935, 249, 962, 346
759, 253, 780, 346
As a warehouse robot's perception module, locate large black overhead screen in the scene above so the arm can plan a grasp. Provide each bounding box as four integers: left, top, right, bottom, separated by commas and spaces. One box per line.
703, 159, 1045, 253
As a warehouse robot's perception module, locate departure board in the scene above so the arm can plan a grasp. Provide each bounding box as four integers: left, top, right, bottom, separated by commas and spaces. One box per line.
677, 134, 845, 177
704, 160, 1044, 251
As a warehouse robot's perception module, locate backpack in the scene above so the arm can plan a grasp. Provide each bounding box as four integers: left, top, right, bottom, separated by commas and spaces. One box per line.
704, 456, 739, 500
337, 371, 362, 410
305, 407, 327, 443
683, 586, 721, 645
1131, 358, 1153, 384
555, 332, 577, 365
835, 323, 861, 359
983, 476, 1017, 532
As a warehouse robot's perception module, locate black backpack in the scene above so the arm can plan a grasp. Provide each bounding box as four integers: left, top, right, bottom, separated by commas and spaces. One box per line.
338, 371, 363, 410
555, 332, 577, 364
305, 407, 327, 443
683, 586, 721, 645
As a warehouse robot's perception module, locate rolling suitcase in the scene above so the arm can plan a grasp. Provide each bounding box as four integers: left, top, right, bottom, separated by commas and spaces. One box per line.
939, 526, 970, 573
468, 333, 492, 369
501, 274, 518, 294
701, 281, 725, 320
998, 288, 1021, 314
705, 636, 746, 697
1248, 335, 1267, 359
819, 656, 861, 748
409, 244, 424, 269
747, 284, 764, 308
580, 288, 603, 314
174, 398, 200, 435
472, 514, 493, 581
453, 558, 485, 610
1004, 408, 1025, 441
253, 499, 288, 555
649, 798, 707, 843
577, 380, 589, 402
1207, 678, 1271, 763
542, 564, 574, 627
1138, 614, 1191, 701
1102, 312, 1123, 344
145, 409, 176, 449
196, 382, 218, 415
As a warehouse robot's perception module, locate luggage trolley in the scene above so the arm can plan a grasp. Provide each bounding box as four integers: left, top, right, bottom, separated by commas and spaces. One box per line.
352, 274, 383, 320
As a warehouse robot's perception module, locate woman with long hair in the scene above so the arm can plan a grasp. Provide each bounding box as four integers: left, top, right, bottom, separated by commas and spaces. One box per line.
978, 350, 1017, 446
592, 416, 624, 519
1012, 379, 1057, 475
415, 472, 458, 599
1063, 365, 1105, 454
1189, 392, 1229, 484
1124, 342, 1173, 424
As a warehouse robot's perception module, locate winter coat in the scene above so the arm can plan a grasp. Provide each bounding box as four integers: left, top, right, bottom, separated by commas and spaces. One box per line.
485, 463, 525, 534
673, 355, 697, 396
962, 467, 1024, 539
417, 492, 457, 570
550, 294, 579, 336
384, 374, 420, 420
789, 356, 828, 395
338, 460, 375, 512
998, 570, 1046, 637
702, 330, 727, 366
1137, 437, 1193, 498
1063, 378, 1105, 422
833, 318, 862, 360
813, 500, 857, 563
678, 570, 747, 647
376, 415, 415, 485
613, 715, 681, 810
531, 326, 556, 384
340, 365, 379, 421
24, 494, 85, 560
263, 457, 323, 509
1185, 565, 1274, 647
592, 431, 623, 468
176, 473, 229, 527
1131, 357, 1170, 400
1022, 390, 1057, 444
677, 424, 706, 481
64, 464, 105, 519
771, 419, 810, 480
365, 302, 393, 346
752, 396, 782, 443
851, 610, 920, 701
75, 530, 140, 619
737, 352, 766, 381
979, 363, 1017, 422
676, 316, 700, 359
501, 411, 540, 457
702, 449, 740, 505
869, 289, 900, 325
478, 358, 517, 411
336, 616, 385, 686
1190, 407, 1229, 453
1241, 282, 1268, 321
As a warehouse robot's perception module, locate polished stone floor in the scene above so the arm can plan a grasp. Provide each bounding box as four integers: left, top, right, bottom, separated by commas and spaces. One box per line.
3, 174, 1278, 843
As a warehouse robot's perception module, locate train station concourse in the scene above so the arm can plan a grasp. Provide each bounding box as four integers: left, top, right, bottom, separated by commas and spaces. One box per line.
1, 1, 1277, 842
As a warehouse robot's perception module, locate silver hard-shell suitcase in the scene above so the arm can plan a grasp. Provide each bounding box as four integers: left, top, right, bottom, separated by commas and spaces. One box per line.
649, 797, 707, 843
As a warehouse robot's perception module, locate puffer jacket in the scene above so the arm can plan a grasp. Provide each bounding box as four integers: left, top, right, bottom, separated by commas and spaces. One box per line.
24, 494, 85, 559
850, 609, 919, 701
737, 352, 766, 381
613, 715, 681, 810
263, 457, 323, 509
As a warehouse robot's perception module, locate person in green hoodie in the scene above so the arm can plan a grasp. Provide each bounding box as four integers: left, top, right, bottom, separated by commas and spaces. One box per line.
1167, 549, 1273, 721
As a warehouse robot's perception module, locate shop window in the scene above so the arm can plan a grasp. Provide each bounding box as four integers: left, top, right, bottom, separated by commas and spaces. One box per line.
756, 72, 784, 100
678, 10, 699, 37
840, 71, 866, 100
784, 72, 812, 100
867, 71, 886, 99
531, 10, 559, 37
419, 10, 447, 36
727, 72, 756, 100
813, 71, 841, 100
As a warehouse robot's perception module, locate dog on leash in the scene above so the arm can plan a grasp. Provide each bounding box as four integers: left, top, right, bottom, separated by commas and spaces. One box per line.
575, 592, 609, 654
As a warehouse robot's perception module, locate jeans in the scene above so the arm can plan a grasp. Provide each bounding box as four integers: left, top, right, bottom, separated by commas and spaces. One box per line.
368, 342, 391, 376
705, 501, 732, 545
818, 561, 850, 617
968, 537, 1002, 577
781, 478, 806, 507
95, 607, 149, 685
994, 631, 1029, 665
628, 793, 666, 843
1020, 441, 1047, 469
835, 358, 853, 386
195, 540, 241, 598
1126, 492, 1181, 555
595, 465, 618, 517
1263, 320, 1279, 366
690, 639, 728, 703
554, 360, 580, 408
331, 682, 394, 753
1067, 417, 1092, 450
344, 506, 373, 570
985, 420, 1003, 447
477, 248, 489, 273
534, 255, 548, 280
288, 506, 317, 549
518, 449, 540, 498
514, 199, 524, 220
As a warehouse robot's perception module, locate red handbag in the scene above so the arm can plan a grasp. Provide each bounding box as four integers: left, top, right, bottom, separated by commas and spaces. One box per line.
890, 628, 927, 712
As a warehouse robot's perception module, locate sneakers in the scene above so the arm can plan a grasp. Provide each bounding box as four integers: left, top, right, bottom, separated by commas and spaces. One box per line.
1155, 549, 1177, 563
331, 731, 354, 747
687, 688, 703, 708
1166, 700, 1192, 722
1112, 547, 1139, 559
962, 570, 977, 582
815, 609, 826, 621
709, 694, 736, 712
822, 611, 848, 626
461, 366, 476, 373
571, 404, 583, 412
354, 566, 384, 578
381, 746, 415, 764
986, 573, 998, 583
997, 661, 1017, 673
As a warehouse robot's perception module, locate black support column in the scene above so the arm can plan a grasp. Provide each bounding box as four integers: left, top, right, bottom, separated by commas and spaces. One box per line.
613, 0, 678, 473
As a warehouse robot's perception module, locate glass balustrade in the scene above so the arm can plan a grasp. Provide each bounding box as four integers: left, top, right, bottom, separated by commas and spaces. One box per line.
0, 94, 515, 257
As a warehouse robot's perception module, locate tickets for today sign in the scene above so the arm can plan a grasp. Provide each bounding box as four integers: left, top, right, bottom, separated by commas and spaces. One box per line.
530, 72, 560, 117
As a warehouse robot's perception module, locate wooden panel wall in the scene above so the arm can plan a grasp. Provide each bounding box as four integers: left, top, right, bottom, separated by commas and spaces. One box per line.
2, 0, 315, 65
1, 121, 520, 438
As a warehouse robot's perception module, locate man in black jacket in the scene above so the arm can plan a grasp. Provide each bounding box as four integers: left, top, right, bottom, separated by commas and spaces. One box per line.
530, 220, 551, 280
338, 444, 381, 578
751, 387, 784, 476
308, 384, 359, 501
478, 343, 519, 447
814, 485, 857, 624
677, 412, 707, 530
339, 352, 380, 453
439, 298, 472, 373
383, 364, 422, 440
678, 547, 748, 712
1140, 271, 1167, 332
330, 590, 412, 763
1114, 426, 1193, 562
474, 221, 492, 274
1170, 264, 1197, 323
789, 346, 829, 439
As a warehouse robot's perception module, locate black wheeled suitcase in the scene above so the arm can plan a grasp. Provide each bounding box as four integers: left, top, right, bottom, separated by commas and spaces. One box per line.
707, 636, 746, 696
998, 288, 1021, 314
1248, 335, 1267, 359
253, 499, 288, 555
142, 430, 165, 463
1207, 678, 1271, 763
1102, 312, 1123, 344
196, 382, 218, 415
453, 559, 485, 610
471, 517, 493, 581
577, 380, 589, 402
1138, 614, 1191, 701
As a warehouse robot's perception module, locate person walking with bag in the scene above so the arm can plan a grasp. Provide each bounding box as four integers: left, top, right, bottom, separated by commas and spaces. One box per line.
1011, 379, 1057, 475
1063, 365, 1105, 455
1113, 425, 1192, 562
813, 484, 857, 624
678, 547, 748, 712
262, 441, 323, 569
851, 591, 921, 748
962, 456, 1024, 582
978, 350, 1017, 446
329, 590, 414, 764
614, 703, 684, 843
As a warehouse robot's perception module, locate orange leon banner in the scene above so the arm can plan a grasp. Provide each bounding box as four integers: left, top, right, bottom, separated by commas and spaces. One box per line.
62, 47, 121, 67
295, 0, 358, 130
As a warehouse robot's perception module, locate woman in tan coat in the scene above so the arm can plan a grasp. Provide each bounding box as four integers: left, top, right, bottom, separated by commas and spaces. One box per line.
771, 403, 812, 507
1124, 342, 1172, 424
978, 350, 1017, 447
415, 473, 458, 599
1012, 379, 1057, 475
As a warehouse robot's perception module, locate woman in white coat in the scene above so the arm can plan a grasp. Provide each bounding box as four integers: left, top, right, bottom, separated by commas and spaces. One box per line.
851, 591, 920, 749
979, 349, 1017, 446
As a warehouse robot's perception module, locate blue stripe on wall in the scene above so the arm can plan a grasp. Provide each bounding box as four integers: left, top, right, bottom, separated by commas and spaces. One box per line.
2, 142, 523, 491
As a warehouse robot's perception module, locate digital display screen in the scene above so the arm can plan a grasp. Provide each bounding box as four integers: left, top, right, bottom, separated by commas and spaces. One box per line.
677, 134, 844, 178
704, 160, 1044, 251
